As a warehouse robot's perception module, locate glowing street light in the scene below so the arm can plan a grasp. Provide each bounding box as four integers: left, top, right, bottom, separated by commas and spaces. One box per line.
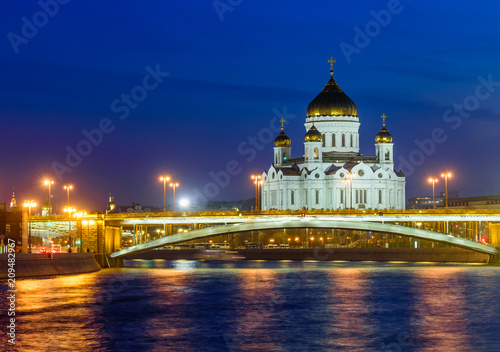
251, 174, 262, 210
179, 198, 190, 208
159, 175, 170, 212
43, 179, 54, 215
23, 201, 37, 253
63, 185, 73, 207
64, 206, 76, 251
428, 177, 439, 209
73, 210, 87, 253
441, 172, 452, 208
170, 182, 179, 212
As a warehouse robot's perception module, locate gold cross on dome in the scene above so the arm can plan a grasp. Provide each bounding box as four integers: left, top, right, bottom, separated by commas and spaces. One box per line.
381, 113, 387, 126
280, 118, 285, 130
328, 57, 336, 76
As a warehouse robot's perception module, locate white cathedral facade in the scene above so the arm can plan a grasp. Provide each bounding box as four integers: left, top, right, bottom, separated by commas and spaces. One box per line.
261, 65, 406, 211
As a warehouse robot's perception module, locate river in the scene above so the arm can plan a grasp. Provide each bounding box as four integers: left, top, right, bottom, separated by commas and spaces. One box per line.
2, 262, 500, 351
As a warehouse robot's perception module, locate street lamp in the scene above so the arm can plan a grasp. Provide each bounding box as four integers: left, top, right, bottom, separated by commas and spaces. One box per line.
347, 172, 355, 210
159, 175, 170, 212
441, 172, 452, 208
170, 182, 179, 212
64, 206, 76, 251
251, 174, 261, 210
428, 178, 439, 209
23, 201, 37, 253
74, 211, 87, 253
43, 179, 54, 215
341, 172, 354, 210
63, 185, 73, 207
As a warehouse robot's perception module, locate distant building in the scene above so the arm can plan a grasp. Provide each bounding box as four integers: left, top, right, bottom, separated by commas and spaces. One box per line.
408, 195, 444, 209
440, 194, 500, 209
106, 195, 161, 213
0, 203, 23, 246
408, 191, 458, 209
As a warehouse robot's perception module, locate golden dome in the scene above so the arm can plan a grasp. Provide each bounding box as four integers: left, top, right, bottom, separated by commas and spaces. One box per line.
375, 126, 393, 143
375, 114, 392, 143
274, 130, 291, 147
305, 124, 322, 142
306, 76, 358, 117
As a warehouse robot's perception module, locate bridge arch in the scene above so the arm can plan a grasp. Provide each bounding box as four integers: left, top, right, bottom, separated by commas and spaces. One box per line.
110, 219, 499, 258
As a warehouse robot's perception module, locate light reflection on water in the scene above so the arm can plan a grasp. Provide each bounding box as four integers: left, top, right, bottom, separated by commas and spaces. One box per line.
2, 263, 499, 352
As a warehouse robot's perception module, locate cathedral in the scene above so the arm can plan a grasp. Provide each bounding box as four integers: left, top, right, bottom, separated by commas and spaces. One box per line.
261, 60, 406, 211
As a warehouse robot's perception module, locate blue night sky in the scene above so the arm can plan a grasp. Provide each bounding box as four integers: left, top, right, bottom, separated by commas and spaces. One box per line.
1, 0, 500, 212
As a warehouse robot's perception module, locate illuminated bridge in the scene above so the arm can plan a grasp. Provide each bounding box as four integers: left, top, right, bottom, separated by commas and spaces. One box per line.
29, 211, 500, 262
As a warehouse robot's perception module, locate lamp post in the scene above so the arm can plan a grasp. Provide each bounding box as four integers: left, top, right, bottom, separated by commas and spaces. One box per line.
170, 182, 179, 212
348, 172, 355, 210
159, 175, 170, 212
74, 211, 87, 253
428, 178, 439, 209
63, 185, 73, 207
341, 178, 349, 210
64, 206, 76, 251
44, 180, 54, 215
441, 172, 452, 208
251, 174, 261, 210
23, 201, 37, 253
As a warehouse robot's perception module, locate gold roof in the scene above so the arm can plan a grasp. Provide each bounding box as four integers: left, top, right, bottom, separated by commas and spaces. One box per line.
305, 124, 322, 142
375, 113, 393, 143
306, 75, 358, 117
274, 130, 291, 147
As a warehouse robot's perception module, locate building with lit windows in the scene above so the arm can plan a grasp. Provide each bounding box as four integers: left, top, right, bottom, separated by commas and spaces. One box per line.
261, 63, 406, 210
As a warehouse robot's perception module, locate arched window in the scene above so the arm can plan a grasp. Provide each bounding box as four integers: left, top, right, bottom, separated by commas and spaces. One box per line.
332, 133, 336, 147
314, 147, 319, 159
342, 134, 345, 147
350, 134, 353, 147
322, 134, 325, 147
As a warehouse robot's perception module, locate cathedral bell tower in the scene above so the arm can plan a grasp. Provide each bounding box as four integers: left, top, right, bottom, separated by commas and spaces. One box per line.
375, 113, 394, 165
273, 118, 291, 167
304, 118, 323, 166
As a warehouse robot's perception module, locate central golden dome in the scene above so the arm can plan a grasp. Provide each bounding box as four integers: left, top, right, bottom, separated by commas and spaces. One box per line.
306, 76, 358, 117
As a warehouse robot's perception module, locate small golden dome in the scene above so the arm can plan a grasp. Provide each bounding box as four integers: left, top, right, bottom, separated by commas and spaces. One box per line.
274, 130, 291, 147
375, 126, 393, 143
305, 124, 322, 142
375, 114, 392, 143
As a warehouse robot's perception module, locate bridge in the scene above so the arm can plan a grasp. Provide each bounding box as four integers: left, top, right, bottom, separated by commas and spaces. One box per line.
28, 210, 500, 262
109, 217, 500, 258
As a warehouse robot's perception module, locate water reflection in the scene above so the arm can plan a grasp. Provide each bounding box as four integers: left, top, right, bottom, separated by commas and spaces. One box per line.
326, 269, 375, 350
2, 265, 499, 352
410, 268, 472, 351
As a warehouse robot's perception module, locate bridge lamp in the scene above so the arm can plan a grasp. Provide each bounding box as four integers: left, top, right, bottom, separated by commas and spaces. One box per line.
440, 172, 452, 208
159, 175, 170, 212
43, 179, 54, 215
63, 185, 73, 207
169, 182, 179, 212
251, 174, 262, 210
23, 201, 37, 253
428, 178, 439, 209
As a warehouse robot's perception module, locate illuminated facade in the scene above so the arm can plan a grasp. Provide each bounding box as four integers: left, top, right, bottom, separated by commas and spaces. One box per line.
262, 63, 406, 210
